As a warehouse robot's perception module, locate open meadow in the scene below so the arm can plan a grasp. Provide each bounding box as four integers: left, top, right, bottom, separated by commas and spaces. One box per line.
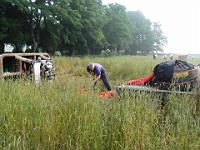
1, 56, 200, 149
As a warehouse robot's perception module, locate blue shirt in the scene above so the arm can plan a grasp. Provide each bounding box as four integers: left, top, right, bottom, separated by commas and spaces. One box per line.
93, 63, 105, 76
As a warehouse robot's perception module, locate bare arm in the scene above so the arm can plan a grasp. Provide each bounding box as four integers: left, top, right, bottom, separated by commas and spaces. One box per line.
93, 75, 101, 83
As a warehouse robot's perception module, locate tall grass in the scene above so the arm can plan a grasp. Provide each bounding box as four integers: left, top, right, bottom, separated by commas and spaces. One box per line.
0, 56, 200, 149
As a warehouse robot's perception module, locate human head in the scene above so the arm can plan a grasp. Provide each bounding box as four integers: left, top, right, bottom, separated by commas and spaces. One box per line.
86, 64, 94, 73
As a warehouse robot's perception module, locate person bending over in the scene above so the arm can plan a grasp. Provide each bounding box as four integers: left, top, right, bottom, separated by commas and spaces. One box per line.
86, 63, 112, 91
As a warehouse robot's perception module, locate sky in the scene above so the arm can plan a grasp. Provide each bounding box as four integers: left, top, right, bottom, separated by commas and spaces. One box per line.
102, 0, 200, 54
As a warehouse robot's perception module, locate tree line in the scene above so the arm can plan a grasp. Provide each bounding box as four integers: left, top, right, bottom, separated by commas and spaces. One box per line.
0, 0, 167, 55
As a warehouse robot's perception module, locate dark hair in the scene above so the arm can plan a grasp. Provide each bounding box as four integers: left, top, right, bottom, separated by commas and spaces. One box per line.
86, 64, 91, 73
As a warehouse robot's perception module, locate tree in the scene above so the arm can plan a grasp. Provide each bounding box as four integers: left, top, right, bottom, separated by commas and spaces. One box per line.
80, 0, 108, 55
39, 0, 75, 54
0, 1, 167, 55
0, 0, 29, 52
127, 11, 166, 55
127, 11, 153, 54
62, 0, 108, 55
103, 3, 132, 53
152, 22, 167, 52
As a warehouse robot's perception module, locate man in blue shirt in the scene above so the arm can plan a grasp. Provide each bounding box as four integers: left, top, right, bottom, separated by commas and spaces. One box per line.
86, 63, 112, 91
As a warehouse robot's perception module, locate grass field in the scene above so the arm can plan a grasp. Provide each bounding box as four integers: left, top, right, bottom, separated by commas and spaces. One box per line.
0, 56, 200, 150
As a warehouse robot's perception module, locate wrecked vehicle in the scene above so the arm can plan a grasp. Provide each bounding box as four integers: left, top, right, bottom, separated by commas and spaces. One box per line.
0, 52, 55, 83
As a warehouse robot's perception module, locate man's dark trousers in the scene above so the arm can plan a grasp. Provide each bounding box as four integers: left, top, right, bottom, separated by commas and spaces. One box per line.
101, 73, 111, 91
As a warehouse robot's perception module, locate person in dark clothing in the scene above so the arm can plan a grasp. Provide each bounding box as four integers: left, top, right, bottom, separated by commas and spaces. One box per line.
86, 63, 112, 91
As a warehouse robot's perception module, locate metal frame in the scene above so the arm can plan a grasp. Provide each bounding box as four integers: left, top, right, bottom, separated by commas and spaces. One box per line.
116, 85, 193, 96
0, 52, 50, 78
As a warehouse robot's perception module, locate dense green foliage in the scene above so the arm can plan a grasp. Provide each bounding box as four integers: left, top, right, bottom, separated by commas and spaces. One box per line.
0, 0, 166, 55
0, 56, 200, 149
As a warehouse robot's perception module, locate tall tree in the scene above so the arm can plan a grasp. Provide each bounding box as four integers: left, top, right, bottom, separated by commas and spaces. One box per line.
39, 0, 75, 54
0, 0, 29, 52
63, 0, 107, 55
127, 11, 167, 55
0, 0, 167, 55
81, 0, 108, 55
103, 3, 132, 53
152, 22, 167, 52
127, 11, 154, 54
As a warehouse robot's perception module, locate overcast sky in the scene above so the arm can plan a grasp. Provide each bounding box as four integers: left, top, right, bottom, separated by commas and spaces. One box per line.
102, 0, 200, 54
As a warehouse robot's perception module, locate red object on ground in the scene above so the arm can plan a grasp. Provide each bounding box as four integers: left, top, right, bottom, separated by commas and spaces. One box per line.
80, 88, 115, 99
126, 73, 154, 85
98, 90, 115, 98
